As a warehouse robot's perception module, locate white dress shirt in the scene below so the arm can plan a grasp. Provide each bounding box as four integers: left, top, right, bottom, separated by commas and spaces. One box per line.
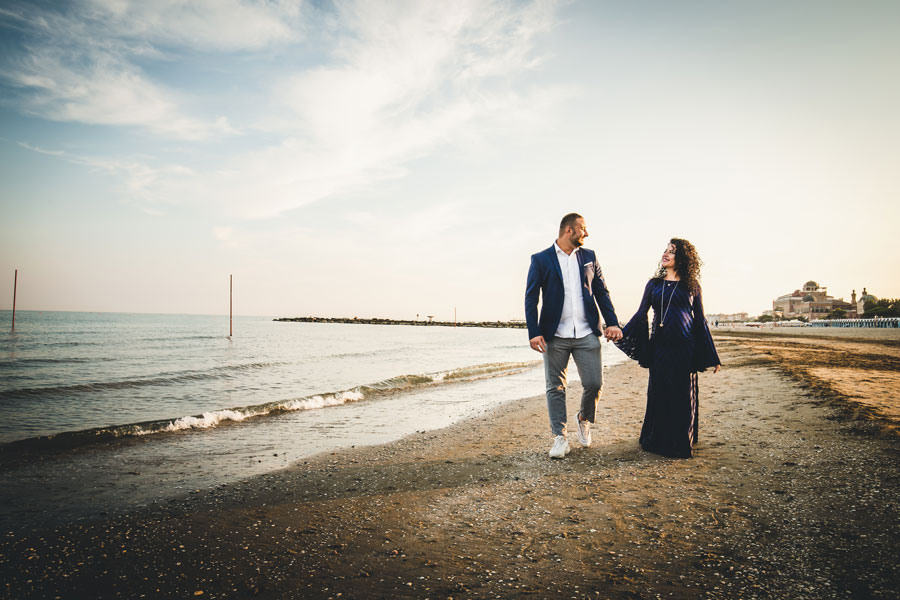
554, 242, 593, 338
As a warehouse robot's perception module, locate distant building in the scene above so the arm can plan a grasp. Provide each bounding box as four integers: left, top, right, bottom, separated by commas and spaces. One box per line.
857, 287, 878, 316
772, 280, 858, 320
707, 312, 748, 323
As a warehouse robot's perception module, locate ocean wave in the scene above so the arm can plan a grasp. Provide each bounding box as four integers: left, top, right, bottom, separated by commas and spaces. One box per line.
0, 360, 540, 453
35, 340, 103, 347
139, 361, 537, 435
437, 362, 534, 380
0, 361, 289, 399
135, 390, 368, 436
137, 334, 225, 342
0, 357, 106, 368
316, 350, 379, 360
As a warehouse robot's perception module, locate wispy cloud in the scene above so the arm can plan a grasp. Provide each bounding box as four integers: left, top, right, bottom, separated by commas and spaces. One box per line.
214, 0, 563, 218
8, 50, 233, 140
80, 0, 302, 51
0, 0, 302, 139
3, 0, 563, 216
18, 141, 195, 214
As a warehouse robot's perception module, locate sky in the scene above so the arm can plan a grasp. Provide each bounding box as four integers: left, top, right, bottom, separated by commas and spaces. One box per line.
1, 0, 898, 321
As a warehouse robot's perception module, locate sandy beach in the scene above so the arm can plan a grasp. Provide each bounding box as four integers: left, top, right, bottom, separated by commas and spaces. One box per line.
2, 329, 899, 599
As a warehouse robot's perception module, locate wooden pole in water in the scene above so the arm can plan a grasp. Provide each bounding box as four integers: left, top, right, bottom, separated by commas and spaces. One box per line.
11, 269, 17, 330
229, 274, 233, 337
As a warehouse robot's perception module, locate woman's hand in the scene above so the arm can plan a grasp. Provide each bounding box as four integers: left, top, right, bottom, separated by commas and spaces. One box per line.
713, 365, 721, 374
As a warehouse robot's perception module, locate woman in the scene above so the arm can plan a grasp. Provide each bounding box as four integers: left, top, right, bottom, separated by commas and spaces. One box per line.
616, 238, 720, 458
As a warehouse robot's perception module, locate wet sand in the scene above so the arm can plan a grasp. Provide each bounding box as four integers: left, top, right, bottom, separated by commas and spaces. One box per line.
2, 330, 899, 599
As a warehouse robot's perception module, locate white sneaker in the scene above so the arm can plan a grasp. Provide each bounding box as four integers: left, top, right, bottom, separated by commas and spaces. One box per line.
576, 413, 591, 447
549, 435, 570, 459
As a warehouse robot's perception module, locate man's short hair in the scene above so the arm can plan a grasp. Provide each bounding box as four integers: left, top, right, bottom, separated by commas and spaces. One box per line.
559, 213, 583, 235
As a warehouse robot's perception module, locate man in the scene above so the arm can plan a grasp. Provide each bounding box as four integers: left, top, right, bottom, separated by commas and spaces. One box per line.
525, 213, 623, 459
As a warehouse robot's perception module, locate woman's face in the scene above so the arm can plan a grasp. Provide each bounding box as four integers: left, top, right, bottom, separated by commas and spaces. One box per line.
661, 244, 676, 268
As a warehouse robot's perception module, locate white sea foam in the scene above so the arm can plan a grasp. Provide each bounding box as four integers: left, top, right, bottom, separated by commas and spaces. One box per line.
278, 390, 365, 411
159, 409, 256, 432
135, 390, 369, 435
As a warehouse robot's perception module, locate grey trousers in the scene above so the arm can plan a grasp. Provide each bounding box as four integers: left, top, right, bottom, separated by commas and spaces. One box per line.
543, 334, 604, 437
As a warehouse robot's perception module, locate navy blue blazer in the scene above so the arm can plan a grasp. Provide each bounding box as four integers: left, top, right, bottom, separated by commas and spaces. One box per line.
525, 245, 619, 341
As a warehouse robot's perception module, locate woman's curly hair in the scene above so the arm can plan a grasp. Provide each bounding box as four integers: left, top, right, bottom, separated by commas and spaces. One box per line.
654, 237, 702, 295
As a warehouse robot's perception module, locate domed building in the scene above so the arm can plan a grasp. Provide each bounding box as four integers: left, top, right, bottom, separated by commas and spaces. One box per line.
857, 288, 877, 316
772, 280, 859, 320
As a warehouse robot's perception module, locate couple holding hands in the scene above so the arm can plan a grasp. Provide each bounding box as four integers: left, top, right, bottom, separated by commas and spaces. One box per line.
525, 213, 720, 460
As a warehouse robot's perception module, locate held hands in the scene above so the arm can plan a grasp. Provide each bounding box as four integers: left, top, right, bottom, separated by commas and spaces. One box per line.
532, 328, 624, 351
604, 326, 623, 342
529, 335, 547, 353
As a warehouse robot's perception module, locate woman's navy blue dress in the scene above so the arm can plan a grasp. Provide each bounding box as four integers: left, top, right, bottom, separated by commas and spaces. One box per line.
616, 279, 720, 458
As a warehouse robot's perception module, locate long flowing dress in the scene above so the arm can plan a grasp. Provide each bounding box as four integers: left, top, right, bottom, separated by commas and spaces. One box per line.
616, 279, 720, 458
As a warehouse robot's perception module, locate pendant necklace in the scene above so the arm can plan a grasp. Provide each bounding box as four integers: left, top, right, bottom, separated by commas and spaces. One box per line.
659, 280, 678, 328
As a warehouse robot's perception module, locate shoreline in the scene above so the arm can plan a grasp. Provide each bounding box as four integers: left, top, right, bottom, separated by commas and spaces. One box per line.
0, 359, 543, 454
1, 331, 898, 598
0, 362, 550, 529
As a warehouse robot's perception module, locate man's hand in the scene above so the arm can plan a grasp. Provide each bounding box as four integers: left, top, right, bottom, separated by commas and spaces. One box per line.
529, 335, 547, 353
604, 326, 623, 342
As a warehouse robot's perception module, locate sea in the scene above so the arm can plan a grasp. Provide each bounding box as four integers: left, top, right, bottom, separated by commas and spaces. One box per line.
0, 310, 626, 525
